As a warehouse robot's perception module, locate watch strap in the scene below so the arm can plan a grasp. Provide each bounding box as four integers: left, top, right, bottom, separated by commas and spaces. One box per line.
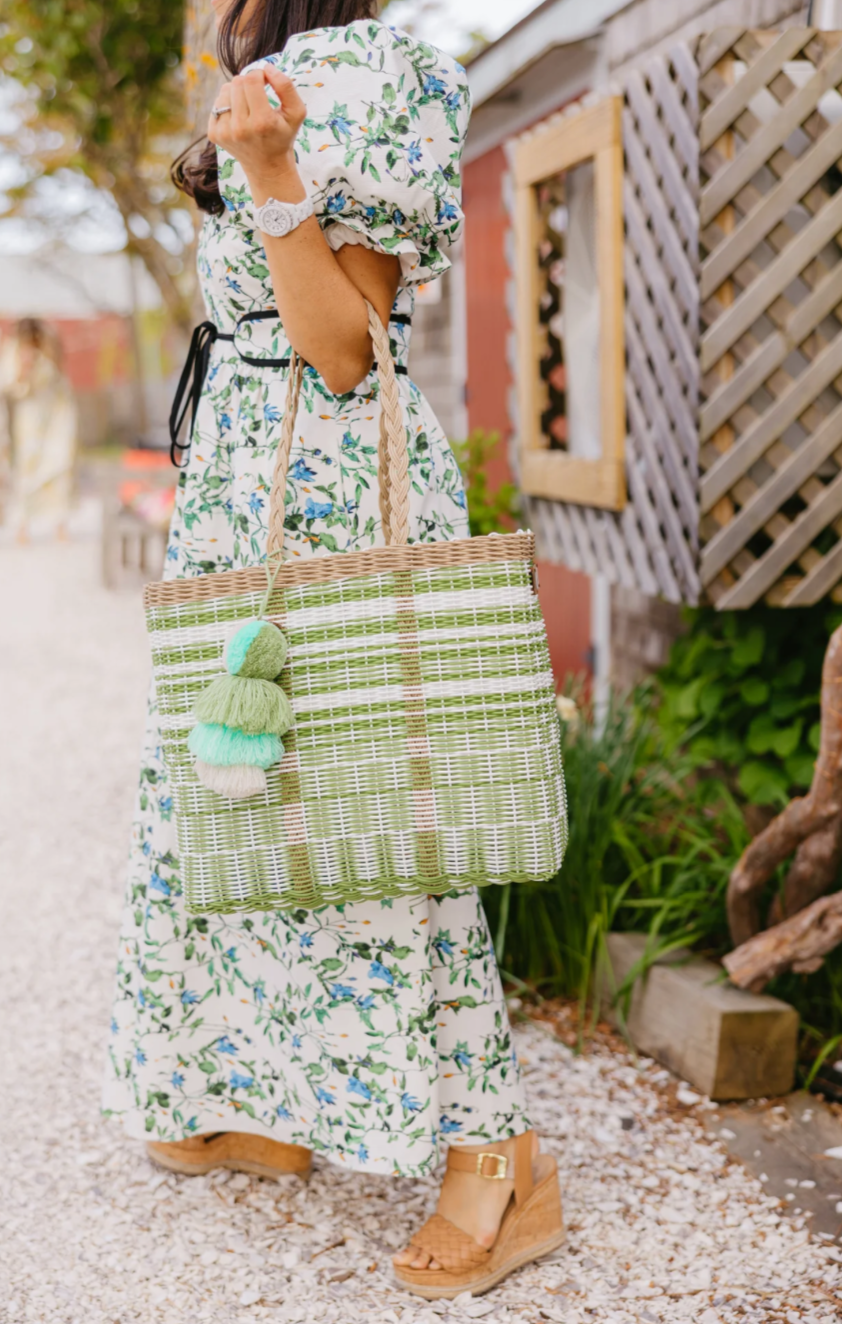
254, 195, 314, 237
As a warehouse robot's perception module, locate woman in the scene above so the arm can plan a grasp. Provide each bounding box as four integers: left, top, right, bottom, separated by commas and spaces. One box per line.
103, 0, 563, 1298
0, 318, 76, 541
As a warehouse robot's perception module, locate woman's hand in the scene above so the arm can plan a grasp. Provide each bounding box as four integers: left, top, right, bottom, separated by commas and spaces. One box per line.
208, 66, 306, 201
205, 62, 400, 396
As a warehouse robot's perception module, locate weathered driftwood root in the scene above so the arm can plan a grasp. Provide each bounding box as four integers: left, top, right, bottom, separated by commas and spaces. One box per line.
726, 623, 842, 948
724, 890, 842, 993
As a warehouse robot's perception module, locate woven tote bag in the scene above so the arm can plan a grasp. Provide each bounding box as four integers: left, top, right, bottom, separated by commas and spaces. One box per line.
144, 304, 567, 914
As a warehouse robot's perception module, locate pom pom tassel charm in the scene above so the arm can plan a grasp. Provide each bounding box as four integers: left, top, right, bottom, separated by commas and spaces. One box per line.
225, 618, 289, 680
189, 618, 294, 801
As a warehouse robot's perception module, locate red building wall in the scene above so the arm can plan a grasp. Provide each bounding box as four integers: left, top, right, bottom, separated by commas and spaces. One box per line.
0, 315, 134, 393
463, 148, 592, 683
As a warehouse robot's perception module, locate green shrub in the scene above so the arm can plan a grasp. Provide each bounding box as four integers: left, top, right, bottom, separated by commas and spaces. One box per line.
656, 603, 839, 807
481, 691, 749, 1008
451, 429, 520, 536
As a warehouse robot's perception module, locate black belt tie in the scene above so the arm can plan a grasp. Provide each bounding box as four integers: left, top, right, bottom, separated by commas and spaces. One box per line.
169, 311, 411, 469
169, 322, 234, 468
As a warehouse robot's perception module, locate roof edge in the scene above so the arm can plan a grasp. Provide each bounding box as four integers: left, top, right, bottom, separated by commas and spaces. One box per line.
467, 0, 632, 107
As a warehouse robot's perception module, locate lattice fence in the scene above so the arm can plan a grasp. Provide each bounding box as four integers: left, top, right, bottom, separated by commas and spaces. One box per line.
525, 28, 842, 609
527, 45, 702, 605
698, 28, 842, 608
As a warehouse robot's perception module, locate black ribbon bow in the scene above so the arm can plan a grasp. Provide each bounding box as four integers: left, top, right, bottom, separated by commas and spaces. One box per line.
169, 322, 234, 468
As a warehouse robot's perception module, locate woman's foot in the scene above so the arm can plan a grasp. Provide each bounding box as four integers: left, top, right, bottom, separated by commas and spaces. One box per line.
147, 1131, 312, 1181
393, 1132, 540, 1271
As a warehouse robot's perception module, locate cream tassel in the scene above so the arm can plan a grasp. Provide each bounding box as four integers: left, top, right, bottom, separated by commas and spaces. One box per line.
195, 761, 268, 799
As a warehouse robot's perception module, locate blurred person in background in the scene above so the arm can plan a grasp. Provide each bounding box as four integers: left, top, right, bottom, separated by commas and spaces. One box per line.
0, 317, 78, 542
102, 0, 562, 1302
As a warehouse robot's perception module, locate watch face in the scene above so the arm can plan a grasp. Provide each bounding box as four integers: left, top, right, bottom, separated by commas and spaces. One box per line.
261, 202, 293, 237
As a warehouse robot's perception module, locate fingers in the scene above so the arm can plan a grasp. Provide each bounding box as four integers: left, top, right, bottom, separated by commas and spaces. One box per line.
207, 81, 232, 144
207, 73, 254, 146
239, 68, 275, 124
230, 75, 251, 123
262, 65, 307, 127
206, 65, 305, 156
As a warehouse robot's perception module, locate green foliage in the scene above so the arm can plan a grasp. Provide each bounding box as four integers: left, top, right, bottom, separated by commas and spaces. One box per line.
482, 602, 842, 1058
451, 430, 520, 536
775, 951, 842, 1057
655, 603, 839, 807
0, 0, 194, 327
0, 0, 184, 148
482, 692, 749, 1008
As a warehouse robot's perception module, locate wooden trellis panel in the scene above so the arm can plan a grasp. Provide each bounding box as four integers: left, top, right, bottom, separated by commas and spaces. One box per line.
698, 28, 842, 608
525, 46, 702, 605
525, 28, 842, 609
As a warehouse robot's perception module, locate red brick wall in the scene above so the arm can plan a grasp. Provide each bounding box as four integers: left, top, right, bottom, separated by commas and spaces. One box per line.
464, 147, 511, 491
463, 148, 592, 682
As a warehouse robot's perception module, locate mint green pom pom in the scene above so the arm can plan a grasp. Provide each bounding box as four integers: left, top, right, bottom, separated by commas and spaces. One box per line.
188, 723, 283, 769
193, 674, 293, 736
225, 619, 289, 680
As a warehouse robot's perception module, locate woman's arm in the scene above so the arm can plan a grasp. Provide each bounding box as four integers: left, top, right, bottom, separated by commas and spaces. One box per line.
208, 68, 401, 396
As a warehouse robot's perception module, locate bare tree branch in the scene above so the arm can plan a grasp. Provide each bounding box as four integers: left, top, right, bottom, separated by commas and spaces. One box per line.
727, 623, 842, 946
725, 890, 842, 993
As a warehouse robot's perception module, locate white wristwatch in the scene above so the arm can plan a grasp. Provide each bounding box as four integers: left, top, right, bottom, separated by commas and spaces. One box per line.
253, 196, 314, 238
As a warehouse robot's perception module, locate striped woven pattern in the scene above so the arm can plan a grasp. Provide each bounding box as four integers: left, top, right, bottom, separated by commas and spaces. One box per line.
146, 534, 567, 914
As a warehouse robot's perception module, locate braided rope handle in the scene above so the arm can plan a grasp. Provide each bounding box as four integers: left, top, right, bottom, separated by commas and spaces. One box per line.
266, 301, 408, 558
369, 303, 409, 547
378, 411, 393, 547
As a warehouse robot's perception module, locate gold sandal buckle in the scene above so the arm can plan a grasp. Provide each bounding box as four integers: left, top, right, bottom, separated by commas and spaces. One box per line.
476, 1152, 508, 1179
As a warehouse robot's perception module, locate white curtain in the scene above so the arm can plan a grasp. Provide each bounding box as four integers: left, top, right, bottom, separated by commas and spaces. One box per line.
564, 161, 602, 461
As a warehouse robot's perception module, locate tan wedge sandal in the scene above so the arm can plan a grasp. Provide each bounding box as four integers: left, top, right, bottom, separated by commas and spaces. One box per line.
394, 1131, 563, 1300
146, 1131, 312, 1181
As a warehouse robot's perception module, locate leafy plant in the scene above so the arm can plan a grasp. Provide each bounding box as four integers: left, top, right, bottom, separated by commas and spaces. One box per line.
451, 429, 520, 536
655, 603, 839, 807
481, 689, 749, 1011
0, 0, 195, 329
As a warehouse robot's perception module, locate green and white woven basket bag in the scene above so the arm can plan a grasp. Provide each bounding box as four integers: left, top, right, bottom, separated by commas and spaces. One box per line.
144, 305, 567, 914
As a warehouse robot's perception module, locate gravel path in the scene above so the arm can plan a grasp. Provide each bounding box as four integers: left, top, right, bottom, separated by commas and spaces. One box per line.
2, 540, 841, 1324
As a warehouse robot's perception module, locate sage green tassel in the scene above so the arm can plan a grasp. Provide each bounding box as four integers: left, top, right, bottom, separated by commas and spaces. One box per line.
194, 674, 294, 737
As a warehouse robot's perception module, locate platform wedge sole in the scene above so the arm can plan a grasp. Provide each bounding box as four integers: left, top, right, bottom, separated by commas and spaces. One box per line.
394, 1151, 564, 1301
146, 1133, 312, 1182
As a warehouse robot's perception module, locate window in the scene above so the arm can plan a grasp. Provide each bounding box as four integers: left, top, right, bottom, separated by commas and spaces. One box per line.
513, 97, 626, 510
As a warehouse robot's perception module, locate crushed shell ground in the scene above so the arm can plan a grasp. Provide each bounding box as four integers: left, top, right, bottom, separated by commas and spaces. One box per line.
2, 539, 842, 1324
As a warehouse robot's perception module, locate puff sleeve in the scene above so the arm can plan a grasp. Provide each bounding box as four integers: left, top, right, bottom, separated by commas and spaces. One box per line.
257, 21, 471, 285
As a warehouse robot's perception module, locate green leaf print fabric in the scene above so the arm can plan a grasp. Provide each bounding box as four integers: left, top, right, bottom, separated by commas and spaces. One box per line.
102, 19, 530, 1176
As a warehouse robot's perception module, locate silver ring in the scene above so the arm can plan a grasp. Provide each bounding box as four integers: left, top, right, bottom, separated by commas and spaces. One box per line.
212, 106, 232, 118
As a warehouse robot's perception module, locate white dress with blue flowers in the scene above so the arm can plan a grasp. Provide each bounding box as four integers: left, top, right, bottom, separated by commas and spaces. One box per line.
102, 18, 530, 1177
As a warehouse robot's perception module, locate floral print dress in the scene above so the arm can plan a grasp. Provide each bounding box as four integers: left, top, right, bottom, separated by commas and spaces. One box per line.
103, 18, 530, 1178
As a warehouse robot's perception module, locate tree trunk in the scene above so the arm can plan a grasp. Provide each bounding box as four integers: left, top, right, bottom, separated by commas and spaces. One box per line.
182, 0, 222, 323
724, 890, 842, 993
184, 0, 221, 140
726, 622, 842, 947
